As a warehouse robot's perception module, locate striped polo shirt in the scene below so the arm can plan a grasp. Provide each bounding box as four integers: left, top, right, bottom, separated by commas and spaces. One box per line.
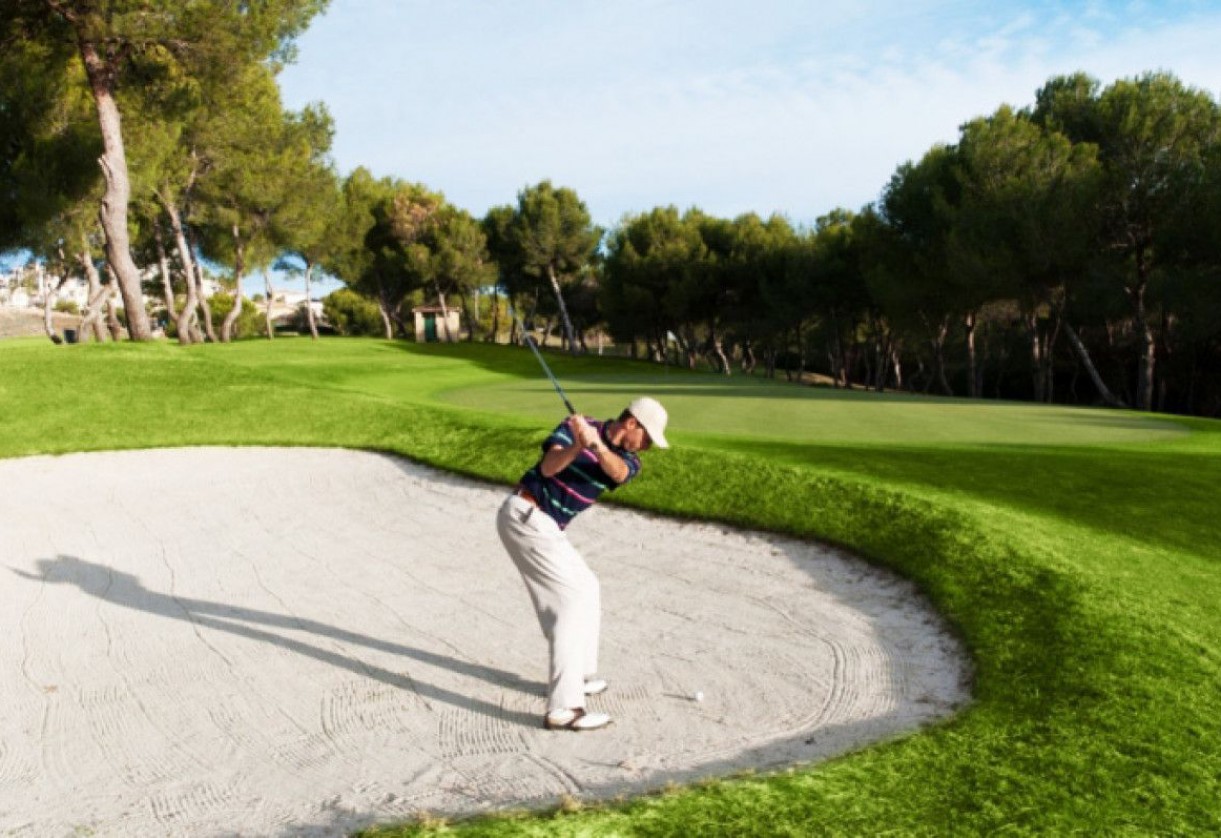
518, 416, 641, 530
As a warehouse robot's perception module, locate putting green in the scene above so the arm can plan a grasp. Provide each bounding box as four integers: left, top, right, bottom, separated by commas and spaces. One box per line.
436, 373, 1188, 448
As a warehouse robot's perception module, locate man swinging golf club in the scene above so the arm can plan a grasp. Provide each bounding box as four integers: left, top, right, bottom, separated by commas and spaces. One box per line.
497, 397, 669, 731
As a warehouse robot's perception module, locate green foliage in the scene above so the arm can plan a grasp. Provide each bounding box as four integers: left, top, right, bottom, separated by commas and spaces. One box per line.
386, 186, 494, 323
492, 181, 601, 353
512, 180, 601, 285
602, 205, 705, 350
593, 72, 1221, 415
322, 288, 383, 336
0, 32, 102, 253
206, 292, 264, 339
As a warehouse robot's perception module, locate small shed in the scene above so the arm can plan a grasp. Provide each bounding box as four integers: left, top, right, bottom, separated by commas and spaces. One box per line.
412, 303, 461, 343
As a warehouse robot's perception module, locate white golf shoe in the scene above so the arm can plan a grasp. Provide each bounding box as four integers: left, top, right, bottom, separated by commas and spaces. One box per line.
544, 708, 613, 731
583, 678, 609, 696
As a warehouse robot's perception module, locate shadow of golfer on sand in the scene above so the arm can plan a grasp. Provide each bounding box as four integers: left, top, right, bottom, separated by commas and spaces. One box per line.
15, 554, 541, 728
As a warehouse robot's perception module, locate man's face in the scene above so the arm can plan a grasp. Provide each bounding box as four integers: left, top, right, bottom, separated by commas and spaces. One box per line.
619, 417, 653, 452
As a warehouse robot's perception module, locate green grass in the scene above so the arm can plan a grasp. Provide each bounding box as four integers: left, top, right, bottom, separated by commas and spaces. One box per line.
3, 337, 1219, 836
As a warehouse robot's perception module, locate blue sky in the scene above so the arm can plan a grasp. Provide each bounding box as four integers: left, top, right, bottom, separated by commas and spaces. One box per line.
278, 0, 1221, 233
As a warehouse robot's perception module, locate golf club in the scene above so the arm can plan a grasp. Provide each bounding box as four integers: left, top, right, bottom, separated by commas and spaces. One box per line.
505, 296, 577, 416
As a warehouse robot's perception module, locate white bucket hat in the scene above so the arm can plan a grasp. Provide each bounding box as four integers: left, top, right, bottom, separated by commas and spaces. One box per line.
627, 397, 670, 448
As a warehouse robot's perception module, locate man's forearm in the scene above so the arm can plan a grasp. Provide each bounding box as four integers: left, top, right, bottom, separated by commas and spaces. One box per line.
587, 439, 629, 483
540, 442, 582, 477
539, 440, 628, 483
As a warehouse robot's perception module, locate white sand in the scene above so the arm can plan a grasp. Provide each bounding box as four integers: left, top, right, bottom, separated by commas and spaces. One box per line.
0, 447, 970, 836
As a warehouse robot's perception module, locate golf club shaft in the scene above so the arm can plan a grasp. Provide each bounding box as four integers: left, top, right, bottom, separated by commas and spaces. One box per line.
506, 297, 577, 416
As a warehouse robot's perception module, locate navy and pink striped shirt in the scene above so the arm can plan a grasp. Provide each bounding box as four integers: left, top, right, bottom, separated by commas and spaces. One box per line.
518, 416, 641, 530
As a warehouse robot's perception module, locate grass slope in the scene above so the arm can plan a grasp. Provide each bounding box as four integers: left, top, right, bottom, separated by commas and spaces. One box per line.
3, 337, 1218, 836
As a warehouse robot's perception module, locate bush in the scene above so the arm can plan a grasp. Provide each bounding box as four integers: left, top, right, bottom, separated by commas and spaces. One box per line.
207, 293, 265, 339
323, 288, 383, 337
54, 299, 80, 315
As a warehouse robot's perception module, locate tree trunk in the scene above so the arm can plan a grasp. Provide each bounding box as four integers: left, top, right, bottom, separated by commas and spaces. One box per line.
1026, 311, 1045, 403
544, 263, 578, 354
42, 273, 68, 344
163, 198, 199, 344
975, 321, 988, 398
1129, 245, 1155, 411
928, 315, 952, 396
1044, 306, 1063, 404
185, 212, 214, 343
105, 293, 123, 340
843, 339, 859, 389
827, 310, 844, 388
220, 226, 245, 342
78, 256, 110, 343
379, 304, 394, 339
77, 39, 152, 341
679, 328, 698, 370
376, 282, 394, 339
965, 309, 979, 398
460, 290, 475, 342
795, 322, 807, 382
490, 287, 501, 342
709, 323, 731, 375
192, 259, 213, 342
1063, 320, 1126, 408
741, 339, 757, 374
152, 223, 183, 342
874, 332, 892, 392
263, 274, 275, 339
1156, 309, 1173, 413
434, 284, 453, 342
104, 265, 124, 340
303, 261, 319, 340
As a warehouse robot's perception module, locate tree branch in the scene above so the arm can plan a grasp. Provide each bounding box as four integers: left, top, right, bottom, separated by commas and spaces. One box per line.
43, 0, 79, 25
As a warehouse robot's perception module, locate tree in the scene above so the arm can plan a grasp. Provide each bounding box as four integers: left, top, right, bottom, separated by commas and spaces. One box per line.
509, 181, 601, 354
0, 30, 100, 256
4, 0, 329, 341
193, 65, 329, 341
275, 158, 340, 339
321, 168, 399, 339
427, 207, 495, 341
322, 287, 382, 336
713, 212, 796, 377
482, 204, 523, 342
0, 31, 111, 343
260, 104, 337, 340
1036, 72, 1221, 410
602, 206, 705, 363
955, 106, 1109, 403
876, 145, 964, 395
387, 183, 446, 336
383, 188, 494, 342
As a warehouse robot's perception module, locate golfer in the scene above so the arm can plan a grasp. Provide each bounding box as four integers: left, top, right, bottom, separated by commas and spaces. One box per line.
497, 397, 669, 731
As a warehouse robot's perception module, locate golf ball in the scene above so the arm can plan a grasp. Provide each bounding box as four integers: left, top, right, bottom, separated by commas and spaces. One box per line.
693, 691, 704, 702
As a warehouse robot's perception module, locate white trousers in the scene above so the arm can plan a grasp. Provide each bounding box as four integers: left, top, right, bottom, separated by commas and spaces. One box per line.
496, 494, 600, 713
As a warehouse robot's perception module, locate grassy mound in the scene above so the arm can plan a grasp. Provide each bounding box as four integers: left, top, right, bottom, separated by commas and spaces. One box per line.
4, 337, 1218, 836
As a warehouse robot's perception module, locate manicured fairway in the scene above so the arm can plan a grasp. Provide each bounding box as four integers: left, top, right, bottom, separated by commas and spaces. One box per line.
3, 337, 1219, 836
438, 372, 1188, 447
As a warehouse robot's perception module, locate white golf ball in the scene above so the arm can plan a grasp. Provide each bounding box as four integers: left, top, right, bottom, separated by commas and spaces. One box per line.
693, 690, 704, 702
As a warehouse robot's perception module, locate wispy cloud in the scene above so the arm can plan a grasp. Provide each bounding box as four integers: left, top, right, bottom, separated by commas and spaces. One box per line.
279, 0, 1221, 228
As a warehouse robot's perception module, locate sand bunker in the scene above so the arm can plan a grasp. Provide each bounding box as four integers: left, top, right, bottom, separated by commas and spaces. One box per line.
0, 447, 969, 836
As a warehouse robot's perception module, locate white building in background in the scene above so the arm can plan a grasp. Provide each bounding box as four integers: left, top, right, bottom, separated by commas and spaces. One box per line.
0, 262, 227, 310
